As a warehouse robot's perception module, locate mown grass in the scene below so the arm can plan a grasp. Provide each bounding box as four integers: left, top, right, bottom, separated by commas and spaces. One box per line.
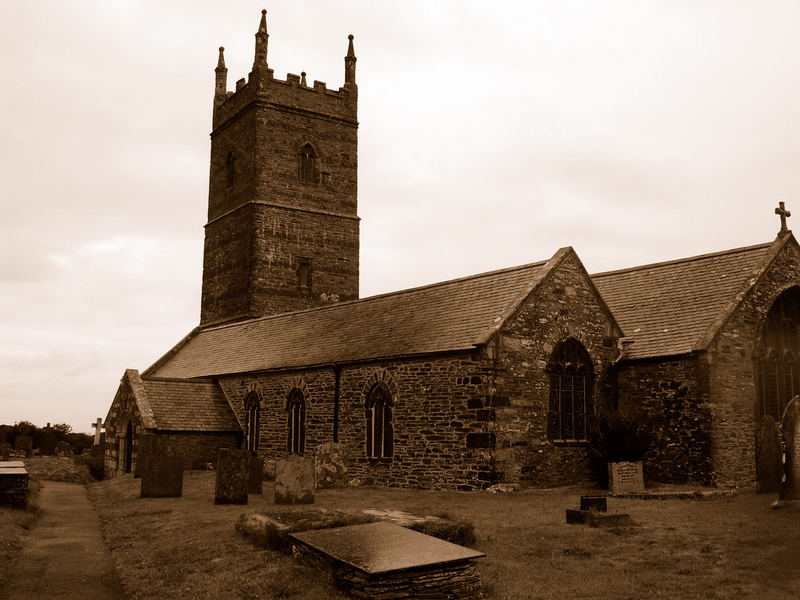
89, 472, 800, 600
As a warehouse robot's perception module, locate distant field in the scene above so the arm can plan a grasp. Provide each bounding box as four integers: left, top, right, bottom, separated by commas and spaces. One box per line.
88, 472, 800, 600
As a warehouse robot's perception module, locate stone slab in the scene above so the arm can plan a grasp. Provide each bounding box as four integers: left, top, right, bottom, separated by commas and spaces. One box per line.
140, 455, 183, 498
566, 509, 631, 527
756, 414, 783, 494
780, 397, 800, 501
580, 495, 607, 512
215, 448, 249, 505
289, 521, 485, 575
608, 461, 645, 494
275, 454, 314, 504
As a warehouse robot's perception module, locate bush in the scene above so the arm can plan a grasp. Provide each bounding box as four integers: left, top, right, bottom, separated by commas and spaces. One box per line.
73, 454, 104, 481
587, 410, 651, 488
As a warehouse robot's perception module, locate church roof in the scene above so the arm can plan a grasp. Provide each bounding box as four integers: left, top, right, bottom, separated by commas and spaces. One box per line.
592, 241, 774, 360
147, 253, 568, 378
141, 377, 240, 431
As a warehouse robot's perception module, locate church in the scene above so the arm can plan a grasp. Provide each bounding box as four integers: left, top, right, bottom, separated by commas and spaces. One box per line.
104, 11, 800, 491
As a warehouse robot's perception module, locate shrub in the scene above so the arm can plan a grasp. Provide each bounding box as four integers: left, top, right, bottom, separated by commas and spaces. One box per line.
587, 409, 651, 488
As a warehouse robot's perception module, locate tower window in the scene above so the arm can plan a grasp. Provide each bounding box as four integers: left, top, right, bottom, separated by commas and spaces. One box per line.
225, 151, 236, 188
297, 258, 312, 290
298, 143, 320, 184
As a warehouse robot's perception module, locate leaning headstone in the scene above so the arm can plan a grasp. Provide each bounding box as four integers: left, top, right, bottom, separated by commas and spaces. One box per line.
1, 443, 10, 461
756, 415, 783, 494
275, 454, 315, 504
780, 397, 800, 501
248, 455, 263, 495
314, 442, 348, 489
608, 461, 645, 494
140, 455, 183, 498
215, 448, 250, 505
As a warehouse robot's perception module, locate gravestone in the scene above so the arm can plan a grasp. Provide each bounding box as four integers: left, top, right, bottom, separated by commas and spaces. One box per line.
215, 448, 250, 505
39, 426, 56, 456
1, 443, 9, 461
140, 455, 183, 498
780, 397, 800, 501
756, 415, 783, 494
580, 495, 607, 512
608, 461, 645, 494
314, 442, 348, 489
14, 436, 33, 458
275, 454, 315, 504
248, 454, 263, 495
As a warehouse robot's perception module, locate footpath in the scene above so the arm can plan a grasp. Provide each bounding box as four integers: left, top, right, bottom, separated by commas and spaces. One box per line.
3, 481, 125, 599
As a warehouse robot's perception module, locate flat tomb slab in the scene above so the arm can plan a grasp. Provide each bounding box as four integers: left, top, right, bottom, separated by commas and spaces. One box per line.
0, 461, 25, 468
289, 521, 485, 574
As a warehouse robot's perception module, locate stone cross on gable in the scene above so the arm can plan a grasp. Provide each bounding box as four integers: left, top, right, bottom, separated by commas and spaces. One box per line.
91, 418, 103, 446
776, 201, 791, 232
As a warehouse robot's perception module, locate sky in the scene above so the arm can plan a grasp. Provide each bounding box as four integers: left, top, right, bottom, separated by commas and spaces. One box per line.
2, 1, 800, 433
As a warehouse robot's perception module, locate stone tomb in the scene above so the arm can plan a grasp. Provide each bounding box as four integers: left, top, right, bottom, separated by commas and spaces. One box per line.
0, 461, 28, 507
756, 415, 783, 494
780, 397, 800, 501
275, 454, 314, 504
215, 448, 250, 505
290, 521, 485, 599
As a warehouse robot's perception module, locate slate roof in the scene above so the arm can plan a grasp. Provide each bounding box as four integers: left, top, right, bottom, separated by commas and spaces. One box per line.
148, 254, 564, 379
592, 241, 774, 360
140, 378, 240, 431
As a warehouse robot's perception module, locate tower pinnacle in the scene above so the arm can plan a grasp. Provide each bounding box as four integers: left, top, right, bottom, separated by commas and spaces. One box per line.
344, 34, 357, 88
214, 46, 228, 107
253, 9, 269, 69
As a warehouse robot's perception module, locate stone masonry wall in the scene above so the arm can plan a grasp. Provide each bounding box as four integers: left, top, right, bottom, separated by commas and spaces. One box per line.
152, 432, 241, 470
219, 352, 497, 491
491, 252, 620, 486
708, 237, 800, 486
616, 355, 713, 484
104, 376, 143, 478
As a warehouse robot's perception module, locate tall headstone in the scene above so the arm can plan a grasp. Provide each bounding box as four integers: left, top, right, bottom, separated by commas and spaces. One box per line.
139, 434, 183, 498
1, 443, 10, 461
756, 415, 783, 494
275, 454, 315, 504
215, 448, 250, 505
248, 454, 263, 495
780, 397, 800, 501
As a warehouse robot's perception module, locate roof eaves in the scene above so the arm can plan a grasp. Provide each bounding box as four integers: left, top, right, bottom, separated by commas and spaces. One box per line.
693, 232, 796, 353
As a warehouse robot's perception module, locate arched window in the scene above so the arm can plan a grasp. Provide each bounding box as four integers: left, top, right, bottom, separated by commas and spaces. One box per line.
286, 388, 306, 455
546, 338, 594, 442
225, 151, 236, 188
244, 392, 260, 453
755, 288, 800, 421
298, 143, 320, 184
366, 383, 393, 459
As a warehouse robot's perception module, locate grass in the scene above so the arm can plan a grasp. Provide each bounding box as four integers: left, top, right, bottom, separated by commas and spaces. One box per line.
86, 471, 800, 600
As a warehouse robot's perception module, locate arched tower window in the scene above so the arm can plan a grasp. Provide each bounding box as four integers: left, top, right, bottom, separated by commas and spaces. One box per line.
225, 151, 236, 188
755, 287, 800, 421
546, 338, 594, 442
298, 143, 320, 184
244, 391, 260, 453
286, 388, 306, 455
365, 383, 394, 459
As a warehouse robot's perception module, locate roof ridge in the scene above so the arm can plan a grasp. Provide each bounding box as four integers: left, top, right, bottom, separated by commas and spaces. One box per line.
143, 376, 216, 384
591, 241, 773, 279
200, 259, 549, 333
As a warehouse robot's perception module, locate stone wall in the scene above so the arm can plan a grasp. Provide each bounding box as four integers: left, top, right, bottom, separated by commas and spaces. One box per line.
149, 432, 241, 470
491, 251, 620, 486
616, 355, 713, 484
708, 237, 800, 486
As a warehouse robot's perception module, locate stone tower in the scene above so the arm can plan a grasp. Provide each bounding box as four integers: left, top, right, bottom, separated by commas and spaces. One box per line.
200, 10, 359, 326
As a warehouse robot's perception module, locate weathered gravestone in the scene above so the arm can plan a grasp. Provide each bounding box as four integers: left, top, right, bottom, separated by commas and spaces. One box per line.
780, 397, 800, 501
1, 443, 10, 461
275, 454, 315, 504
139, 435, 183, 498
215, 448, 250, 505
314, 442, 348, 489
756, 414, 783, 494
248, 454, 263, 495
580, 495, 608, 512
608, 461, 645, 494
14, 436, 33, 458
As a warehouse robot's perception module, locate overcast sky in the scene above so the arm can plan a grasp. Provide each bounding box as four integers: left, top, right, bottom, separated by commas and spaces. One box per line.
2, 1, 799, 433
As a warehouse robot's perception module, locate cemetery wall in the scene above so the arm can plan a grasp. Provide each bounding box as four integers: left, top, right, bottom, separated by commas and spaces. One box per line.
708, 238, 800, 486
491, 251, 619, 486
616, 355, 713, 484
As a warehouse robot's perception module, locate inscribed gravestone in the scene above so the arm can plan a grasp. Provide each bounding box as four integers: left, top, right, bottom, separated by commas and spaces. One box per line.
275, 454, 314, 504
756, 415, 783, 494
215, 448, 249, 504
608, 461, 644, 494
780, 397, 800, 501
248, 454, 263, 495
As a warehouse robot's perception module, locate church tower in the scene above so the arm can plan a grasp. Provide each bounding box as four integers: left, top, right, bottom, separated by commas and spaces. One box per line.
201, 10, 359, 325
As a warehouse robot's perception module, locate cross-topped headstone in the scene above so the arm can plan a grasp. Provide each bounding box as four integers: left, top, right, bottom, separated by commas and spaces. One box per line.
776, 201, 791, 232
91, 418, 103, 446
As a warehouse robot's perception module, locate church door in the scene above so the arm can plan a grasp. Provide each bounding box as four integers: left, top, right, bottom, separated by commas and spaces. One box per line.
124, 421, 133, 473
